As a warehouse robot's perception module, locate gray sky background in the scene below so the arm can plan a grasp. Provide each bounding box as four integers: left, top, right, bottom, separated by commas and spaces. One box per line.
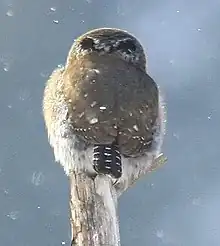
0, 0, 220, 245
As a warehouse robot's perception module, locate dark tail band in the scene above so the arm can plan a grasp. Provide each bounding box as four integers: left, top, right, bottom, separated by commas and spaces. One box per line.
93, 143, 122, 179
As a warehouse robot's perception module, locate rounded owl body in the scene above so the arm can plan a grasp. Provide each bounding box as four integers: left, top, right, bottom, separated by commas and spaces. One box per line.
43, 28, 166, 181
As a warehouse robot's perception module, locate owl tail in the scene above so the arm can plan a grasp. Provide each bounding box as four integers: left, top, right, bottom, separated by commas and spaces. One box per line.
93, 141, 122, 179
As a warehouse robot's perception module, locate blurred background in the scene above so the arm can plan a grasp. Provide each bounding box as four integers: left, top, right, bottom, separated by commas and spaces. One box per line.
0, 0, 220, 245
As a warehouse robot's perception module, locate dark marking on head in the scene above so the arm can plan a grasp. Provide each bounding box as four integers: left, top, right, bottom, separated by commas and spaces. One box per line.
80, 37, 95, 50
78, 37, 137, 56
117, 39, 137, 53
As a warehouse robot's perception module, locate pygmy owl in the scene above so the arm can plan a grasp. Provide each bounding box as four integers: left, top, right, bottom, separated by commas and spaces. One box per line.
43, 28, 165, 182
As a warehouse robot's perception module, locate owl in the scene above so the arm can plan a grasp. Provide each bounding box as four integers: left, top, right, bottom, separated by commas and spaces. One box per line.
43, 28, 165, 185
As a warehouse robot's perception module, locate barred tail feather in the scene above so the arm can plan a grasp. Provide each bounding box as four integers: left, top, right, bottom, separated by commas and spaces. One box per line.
93, 143, 122, 179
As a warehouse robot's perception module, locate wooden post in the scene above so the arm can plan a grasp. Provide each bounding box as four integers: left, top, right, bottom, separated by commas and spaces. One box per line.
68, 154, 166, 246
69, 172, 120, 246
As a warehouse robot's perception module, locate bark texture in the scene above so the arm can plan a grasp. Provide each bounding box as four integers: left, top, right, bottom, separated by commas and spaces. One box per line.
69, 154, 166, 246
69, 172, 120, 246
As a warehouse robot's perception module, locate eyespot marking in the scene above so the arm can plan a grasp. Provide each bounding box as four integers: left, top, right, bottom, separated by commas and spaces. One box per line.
80, 37, 95, 50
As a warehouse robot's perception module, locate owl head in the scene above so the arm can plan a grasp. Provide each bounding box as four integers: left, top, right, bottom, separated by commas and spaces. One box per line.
68, 28, 147, 71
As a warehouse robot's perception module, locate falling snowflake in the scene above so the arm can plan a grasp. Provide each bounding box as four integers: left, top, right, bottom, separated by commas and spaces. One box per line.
6, 9, 14, 17
50, 7, 56, 12
31, 171, 45, 186
7, 211, 19, 220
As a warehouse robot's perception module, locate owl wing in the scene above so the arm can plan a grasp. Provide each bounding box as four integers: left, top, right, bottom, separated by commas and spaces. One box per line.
115, 66, 159, 157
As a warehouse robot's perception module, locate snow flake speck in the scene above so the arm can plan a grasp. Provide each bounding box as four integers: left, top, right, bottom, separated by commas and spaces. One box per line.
93, 69, 100, 74
89, 118, 98, 124
78, 112, 85, 118
133, 125, 139, 131
91, 101, 97, 107
99, 106, 106, 110
50, 7, 56, 12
